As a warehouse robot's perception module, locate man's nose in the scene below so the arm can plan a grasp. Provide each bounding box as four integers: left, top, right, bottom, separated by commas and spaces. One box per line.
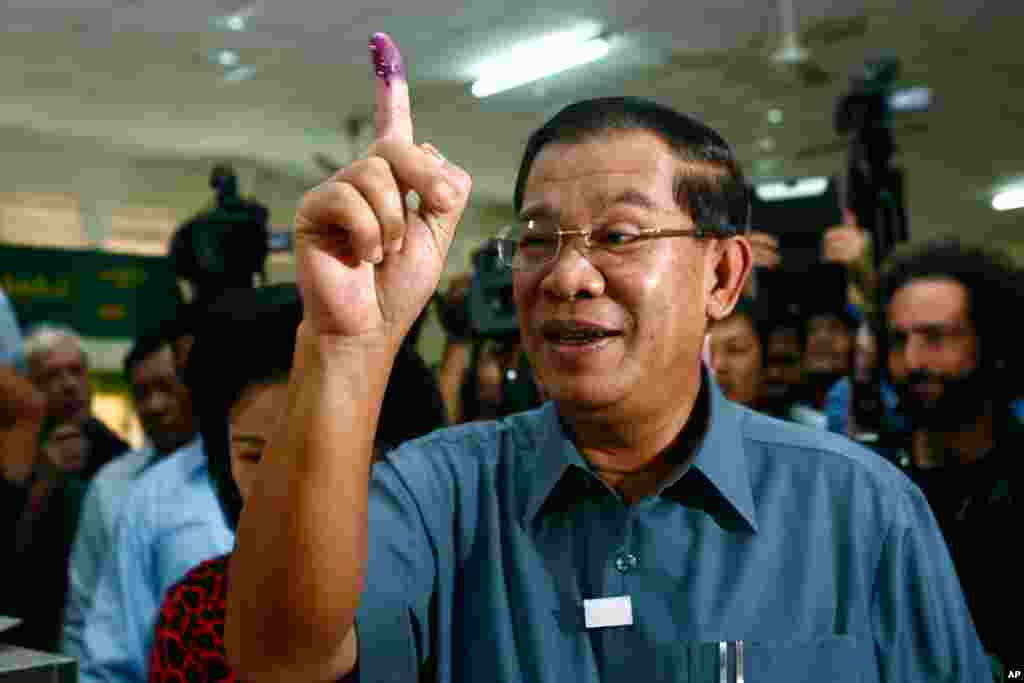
56, 371, 80, 392
141, 391, 171, 417
902, 334, 929, 371
541, 237, 604, 301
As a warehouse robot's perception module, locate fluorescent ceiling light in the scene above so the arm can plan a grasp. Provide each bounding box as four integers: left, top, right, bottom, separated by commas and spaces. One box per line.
992, 188, 1024, 211
214, 50, 240, 67
471, 27, 610, 98
888, 86, 932, 113
755, 177, 829, 201
224, 65, 258, 83
211, 13, 248, 31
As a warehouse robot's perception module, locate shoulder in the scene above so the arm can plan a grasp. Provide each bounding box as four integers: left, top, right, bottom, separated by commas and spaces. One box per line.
371, 407, 546, 503
741, 407, 922, 504
118, 443, 205, 524
93, 448, 152, 486
132, 441, 204, 490
383, 407, 541, 466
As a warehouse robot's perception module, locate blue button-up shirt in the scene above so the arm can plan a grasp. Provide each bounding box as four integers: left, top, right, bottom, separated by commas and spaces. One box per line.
355, 376, 990, 682
61, 438, 201, 664
79, 440, 234, 683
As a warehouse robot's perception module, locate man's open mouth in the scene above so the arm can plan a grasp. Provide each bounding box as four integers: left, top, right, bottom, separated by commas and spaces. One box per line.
541, 320, 621, 345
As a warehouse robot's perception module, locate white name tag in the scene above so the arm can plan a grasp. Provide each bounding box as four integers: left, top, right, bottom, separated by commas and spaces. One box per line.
583, 595, 634, 629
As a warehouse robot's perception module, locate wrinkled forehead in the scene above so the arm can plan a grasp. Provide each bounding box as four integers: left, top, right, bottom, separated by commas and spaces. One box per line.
38, 339, 85, 370
887, 277, 972, 329
520, 132, 685, 219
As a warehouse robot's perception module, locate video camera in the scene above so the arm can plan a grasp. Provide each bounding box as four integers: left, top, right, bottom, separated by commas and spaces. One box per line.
435, 238, 542, 418
466, 239, 519, 339
835, 56, 926, 266
168, 164, 270, 308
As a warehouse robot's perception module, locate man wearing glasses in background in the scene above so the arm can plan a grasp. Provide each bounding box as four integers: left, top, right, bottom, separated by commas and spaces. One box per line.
226, 34, 991, 682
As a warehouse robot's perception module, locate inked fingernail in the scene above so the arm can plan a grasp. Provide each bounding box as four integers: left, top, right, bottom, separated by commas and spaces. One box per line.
369, 33, 405, 86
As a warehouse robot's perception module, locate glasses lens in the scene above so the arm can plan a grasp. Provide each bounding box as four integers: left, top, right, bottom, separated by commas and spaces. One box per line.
497, 222, 558, 270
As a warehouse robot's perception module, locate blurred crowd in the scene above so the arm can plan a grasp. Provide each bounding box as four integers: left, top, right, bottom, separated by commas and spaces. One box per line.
1, 160, 1020, 681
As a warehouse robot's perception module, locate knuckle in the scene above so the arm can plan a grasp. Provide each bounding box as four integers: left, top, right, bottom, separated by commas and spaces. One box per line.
365, 138, 397, 160
360, 155, 391, 180
332, 181, 360, 203
447, 165, 472, 195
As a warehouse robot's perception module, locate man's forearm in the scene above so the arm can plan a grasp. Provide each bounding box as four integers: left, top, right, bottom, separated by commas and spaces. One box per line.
227, 321, 395, 681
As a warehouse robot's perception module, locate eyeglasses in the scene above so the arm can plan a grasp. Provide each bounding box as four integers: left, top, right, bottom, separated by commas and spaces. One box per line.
496, 220, 725, 272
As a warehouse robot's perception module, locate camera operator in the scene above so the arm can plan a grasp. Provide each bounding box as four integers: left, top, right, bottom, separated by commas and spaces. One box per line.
168, 164, 270, 309
435, 241, 543, 424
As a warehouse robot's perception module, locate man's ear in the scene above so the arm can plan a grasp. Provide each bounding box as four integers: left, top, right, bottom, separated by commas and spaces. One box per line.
705, 236, 753, 321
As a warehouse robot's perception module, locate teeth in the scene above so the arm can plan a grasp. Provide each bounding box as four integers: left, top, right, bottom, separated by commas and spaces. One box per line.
558, 331, 605, 341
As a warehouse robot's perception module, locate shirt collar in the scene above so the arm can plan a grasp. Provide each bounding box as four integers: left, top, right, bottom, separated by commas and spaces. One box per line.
140, 434, 203, 474
520, 401, 593, 526
520, 371, 758, 533
679, 373, 759, 533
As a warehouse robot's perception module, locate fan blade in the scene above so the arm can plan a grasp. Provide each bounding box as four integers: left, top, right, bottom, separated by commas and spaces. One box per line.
800, 13, 869, 48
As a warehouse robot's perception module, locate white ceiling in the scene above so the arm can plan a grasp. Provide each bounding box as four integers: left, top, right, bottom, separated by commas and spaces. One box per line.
1, 0, 1023, 251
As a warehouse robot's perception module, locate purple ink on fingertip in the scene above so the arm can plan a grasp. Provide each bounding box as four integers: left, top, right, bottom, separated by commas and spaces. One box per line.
369, 32, 405, 85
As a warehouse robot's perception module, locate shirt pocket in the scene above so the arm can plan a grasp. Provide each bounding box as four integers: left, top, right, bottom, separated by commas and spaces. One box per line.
741, 635, 869, 683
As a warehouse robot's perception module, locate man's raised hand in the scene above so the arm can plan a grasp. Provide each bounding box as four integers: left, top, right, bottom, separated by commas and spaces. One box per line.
294, 32, 471, 345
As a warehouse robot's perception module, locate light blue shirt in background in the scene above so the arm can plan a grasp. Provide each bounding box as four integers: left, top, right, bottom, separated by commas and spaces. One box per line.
0, 290, 25, 369
354, 375, 990, 682
78, 439, 234, 683
60, 438, 200, 665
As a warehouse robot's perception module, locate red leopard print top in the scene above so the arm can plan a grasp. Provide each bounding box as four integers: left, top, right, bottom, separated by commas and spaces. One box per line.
149, 554, 234, 683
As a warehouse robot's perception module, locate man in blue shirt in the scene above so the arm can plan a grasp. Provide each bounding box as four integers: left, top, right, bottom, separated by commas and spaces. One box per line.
77, 436, 233, 683
62, 323, 200, 666
226, 34, 991, 682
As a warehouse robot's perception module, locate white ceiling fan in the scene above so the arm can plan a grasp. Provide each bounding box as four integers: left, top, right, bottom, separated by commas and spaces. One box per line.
663, 0, 871, 92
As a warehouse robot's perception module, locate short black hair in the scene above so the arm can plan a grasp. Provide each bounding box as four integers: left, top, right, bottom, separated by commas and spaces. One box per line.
124, 325, 172, 377
186, 284, 304, 531
877, 236, 1022, 392
189, 285, 447, 531
125, 302, 205, 377
716, 296, 760, 340
513, 97, 749, 236
754, 303, 807, 352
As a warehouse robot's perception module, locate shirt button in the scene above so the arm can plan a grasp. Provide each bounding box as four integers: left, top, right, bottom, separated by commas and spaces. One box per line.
615, 552, 638, 573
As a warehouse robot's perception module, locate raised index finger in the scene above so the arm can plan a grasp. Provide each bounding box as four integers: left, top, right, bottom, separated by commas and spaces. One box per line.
369, 32, 413, 144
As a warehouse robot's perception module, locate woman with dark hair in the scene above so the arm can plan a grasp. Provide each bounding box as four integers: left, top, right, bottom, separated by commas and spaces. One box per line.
147, 285, 446, 683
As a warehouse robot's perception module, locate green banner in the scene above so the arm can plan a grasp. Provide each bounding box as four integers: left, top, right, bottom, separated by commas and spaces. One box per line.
0, 245, 180, 339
